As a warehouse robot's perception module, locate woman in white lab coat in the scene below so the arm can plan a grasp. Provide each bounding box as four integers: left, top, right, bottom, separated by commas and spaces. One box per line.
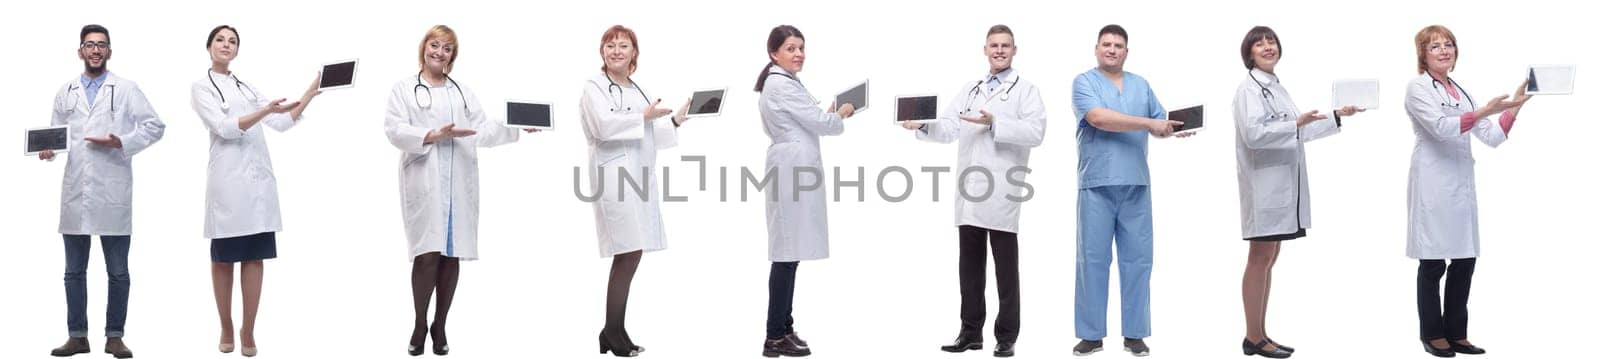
1230, 26, 1360, 359
1404, 25, 1529, 358
190, 25, 321, 357
753, 25, 855, 358
383, 25, 530, 356
580, 25, 693, 357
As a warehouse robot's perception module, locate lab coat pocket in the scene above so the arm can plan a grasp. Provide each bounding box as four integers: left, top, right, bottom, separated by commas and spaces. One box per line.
104, 178, 133, 207
1250, 165, 1294, 208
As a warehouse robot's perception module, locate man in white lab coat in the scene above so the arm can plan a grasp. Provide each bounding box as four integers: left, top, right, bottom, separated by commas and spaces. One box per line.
904, 25, 1046, 358
37, 24, 166, 359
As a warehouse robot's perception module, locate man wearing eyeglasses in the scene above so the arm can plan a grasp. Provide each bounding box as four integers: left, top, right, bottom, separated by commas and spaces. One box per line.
40, 24, 165, 359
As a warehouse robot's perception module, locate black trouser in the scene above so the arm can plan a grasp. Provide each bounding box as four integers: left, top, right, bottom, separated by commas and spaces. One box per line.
1417, 258, 1476, 341
958, 225, 1020, 344
767, 261, 799, 339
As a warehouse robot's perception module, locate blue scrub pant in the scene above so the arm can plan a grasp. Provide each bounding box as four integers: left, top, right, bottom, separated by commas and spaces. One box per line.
1074, 185, 1152, 340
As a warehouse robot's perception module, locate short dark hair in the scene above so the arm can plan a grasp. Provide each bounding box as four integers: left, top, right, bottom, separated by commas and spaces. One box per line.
1240, 26, 1280, 70
80, 24, 109, 44
987, 24, 1013, 37
1097, 24, 1127, 44
207, 25, 239, 49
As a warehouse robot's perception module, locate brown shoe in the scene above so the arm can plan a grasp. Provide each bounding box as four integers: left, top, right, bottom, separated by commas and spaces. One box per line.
104, 338, 133, 358
49, 337, 90, 357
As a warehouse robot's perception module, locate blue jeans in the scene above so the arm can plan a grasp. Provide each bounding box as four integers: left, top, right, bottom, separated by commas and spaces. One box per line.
63, 234, 130, 338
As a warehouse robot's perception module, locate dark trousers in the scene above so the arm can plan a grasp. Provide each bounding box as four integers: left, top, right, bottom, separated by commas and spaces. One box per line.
767, 261, 799, 339
958, 225, 1020, 343
64, 234, 131, 338
1418, 258, 1476, 341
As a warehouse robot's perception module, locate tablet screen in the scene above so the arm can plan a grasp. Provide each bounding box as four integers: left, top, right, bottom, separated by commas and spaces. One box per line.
27, 126, 69, 154
895, 95, 938, 122
688, 89, 726, 117
320, 60, 357, 90
1169, 105, 1203, 132
507, 101, 552, 129
836, 80, 868, 113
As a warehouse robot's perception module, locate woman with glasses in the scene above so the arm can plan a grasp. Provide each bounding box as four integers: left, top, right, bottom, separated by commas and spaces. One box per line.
1403, 24, 1531, 358
189, 24, 321, 357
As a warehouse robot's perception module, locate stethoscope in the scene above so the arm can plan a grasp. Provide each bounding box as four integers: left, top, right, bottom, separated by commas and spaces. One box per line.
1430, 77, 1477, 110
1249, 70, 1287, 119
207, 70, 259, 112
413, 72, 467, 111
963, 73, 1019, 114
595, 72, 649, 112
64, 82, 117, 112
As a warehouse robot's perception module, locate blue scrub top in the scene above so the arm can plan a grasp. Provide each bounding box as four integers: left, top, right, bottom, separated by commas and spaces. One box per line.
1072, 68, 1166, 189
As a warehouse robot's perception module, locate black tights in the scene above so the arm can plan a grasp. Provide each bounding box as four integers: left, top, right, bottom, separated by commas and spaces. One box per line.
411, 252, 460, 348
603, 251, 644, 348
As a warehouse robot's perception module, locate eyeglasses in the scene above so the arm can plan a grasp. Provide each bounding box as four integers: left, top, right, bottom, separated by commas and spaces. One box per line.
80, 41, 109, 50
1427, 42, 1456, 54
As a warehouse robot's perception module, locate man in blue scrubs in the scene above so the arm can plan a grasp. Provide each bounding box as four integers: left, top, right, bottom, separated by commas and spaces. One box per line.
1069, 24, 1189, 357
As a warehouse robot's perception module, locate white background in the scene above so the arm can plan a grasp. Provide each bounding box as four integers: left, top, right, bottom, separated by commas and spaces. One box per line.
2, 0, 1595, 358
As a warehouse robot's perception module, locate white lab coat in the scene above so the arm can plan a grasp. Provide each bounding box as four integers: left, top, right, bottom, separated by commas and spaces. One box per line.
50, 72, 166, 236
915, 69, 1047, 234
1404, 75, 1506, 259
384, 75, 521, 260
580, 74, 680, 257
759, 65, 843, 262
1232, 69, 1340, 239
191, 71, 300, 239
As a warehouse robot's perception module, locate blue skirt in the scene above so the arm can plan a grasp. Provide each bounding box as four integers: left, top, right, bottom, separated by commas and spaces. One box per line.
211, 232, 277, 263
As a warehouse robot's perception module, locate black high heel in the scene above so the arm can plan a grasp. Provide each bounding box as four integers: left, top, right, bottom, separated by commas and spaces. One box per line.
1422, 340, 1456, 358
407, 326, 426, 356
430, 324, 449, 356
1242, 338, 1291, 358
599, 330, 639, 357
621, 328, 645, 353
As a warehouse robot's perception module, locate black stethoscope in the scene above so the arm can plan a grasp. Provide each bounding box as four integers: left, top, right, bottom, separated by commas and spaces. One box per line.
413, 72, 467, 111
208, 70, 259, 112
596, 72, 648, 112
1249, 70, 1287, 119
1430, 77, 1476, 110
964, 73, 1019, 114
65, 82, 117, 112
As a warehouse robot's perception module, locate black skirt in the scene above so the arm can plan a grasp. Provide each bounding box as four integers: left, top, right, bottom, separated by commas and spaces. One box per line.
211, 232, 278, 263
1244, 228, 1307, 242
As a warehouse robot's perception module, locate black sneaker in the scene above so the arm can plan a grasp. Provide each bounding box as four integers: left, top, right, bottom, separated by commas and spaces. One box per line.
1072, 340, 1103, 356
1123, 338, 1150, 357
762, 336, 811, 358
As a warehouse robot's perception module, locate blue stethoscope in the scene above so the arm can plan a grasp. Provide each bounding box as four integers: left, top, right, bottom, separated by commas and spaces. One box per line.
1430, 77, 1476, 110
414, 71, 467, 111
595, 72, 648, 112
208, 70, 259, 112
964, 73, 1019, 114
1249, 70, 1288, 119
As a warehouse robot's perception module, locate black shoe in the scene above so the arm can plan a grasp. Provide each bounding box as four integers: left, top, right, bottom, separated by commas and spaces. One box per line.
993, 342, 1015, 357
1243, 338, 1291, 358
1071, 340, 1103, 356
429, 324, 449, 356
785, 332, 809, 349
1449, 341, 1486, 355
762, 336, 811, 357
1422, 341, 1456, 358
941, 336, 983, 353
103, 338, 133, 359
599, 331, 639, 357
1123, 338, 1150, 357
408, 326, 426, 356
50, 337, 90, 357
1266, 337, 1294, 353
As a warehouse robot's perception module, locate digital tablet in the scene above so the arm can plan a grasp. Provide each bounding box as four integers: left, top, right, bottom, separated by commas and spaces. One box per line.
894, 94, 938, 123
505, 100, 553, 130
319, 59, 358, 91
687, 88, 727, 118
1167, 104, 1204, 134
835, 79, 868, 113
25, 125, 69, 156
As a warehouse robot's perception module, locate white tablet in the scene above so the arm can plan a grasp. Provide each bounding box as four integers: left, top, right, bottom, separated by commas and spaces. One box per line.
505, 100, 553, 130
25, 125, 69, 156
1167, 104, 1204, 134
894, 94, 938, 123
319, 59, 358, 91
1526, 64, 1576, 95
835, 79, 868, 113
1333, 79, 1380, 110
686, 88, 727, 118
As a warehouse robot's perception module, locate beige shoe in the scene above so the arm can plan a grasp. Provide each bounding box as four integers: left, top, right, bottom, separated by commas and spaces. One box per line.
241, 346, 257, 357
219, 343, 235, 353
